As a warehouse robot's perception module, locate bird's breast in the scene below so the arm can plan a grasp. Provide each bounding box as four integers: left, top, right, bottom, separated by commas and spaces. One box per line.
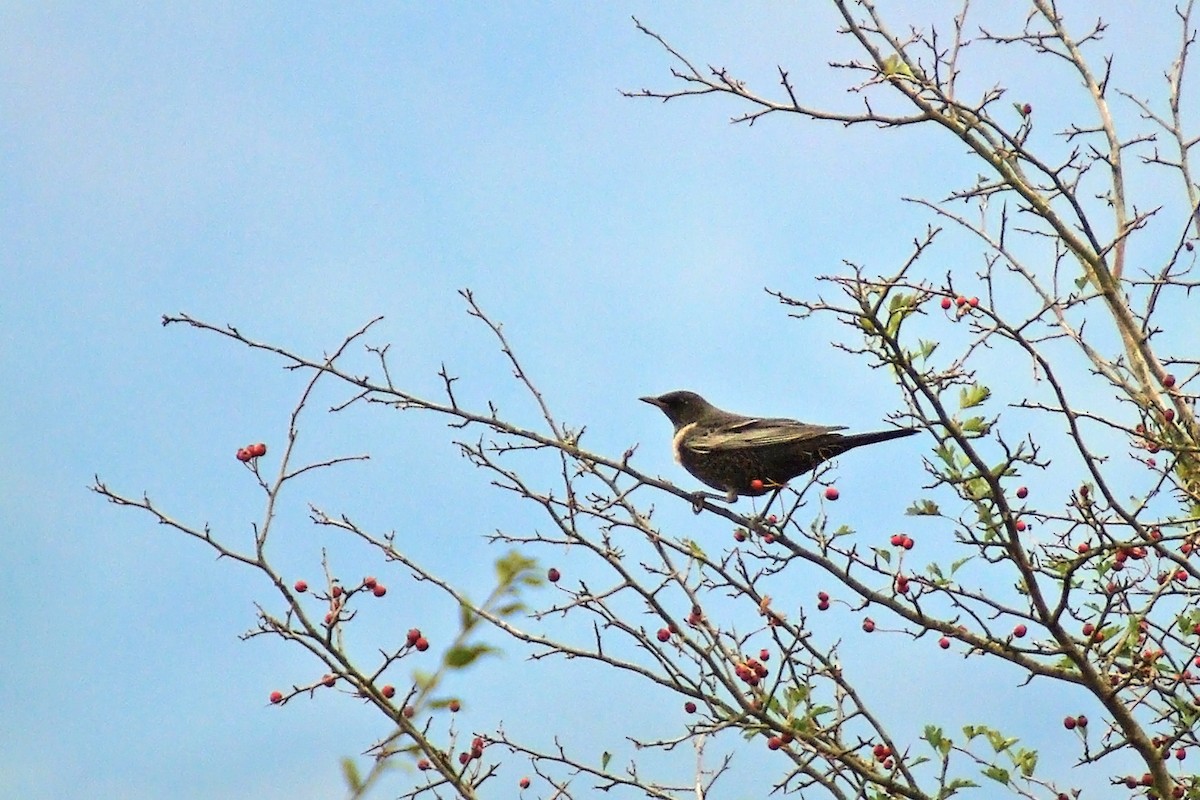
671, 422, 697, 464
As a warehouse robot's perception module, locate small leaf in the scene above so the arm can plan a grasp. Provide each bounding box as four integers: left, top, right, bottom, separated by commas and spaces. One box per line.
906, 499, 940, 516
959, 384, 992, 409
983, 765, 1010, 784
600, 751, 612, 771
341, 758, 363, 791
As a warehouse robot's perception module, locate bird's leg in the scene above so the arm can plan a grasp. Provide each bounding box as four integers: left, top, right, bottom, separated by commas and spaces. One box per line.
689, 489, 737, 514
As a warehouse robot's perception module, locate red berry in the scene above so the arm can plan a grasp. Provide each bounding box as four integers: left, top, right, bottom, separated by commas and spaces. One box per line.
418, 759, 431, 771
767, 736, 782, 750
458, 752, 470, 765
403, 705, 415, 718
519, 777, 531, 789
236, 448, 251, 462
1165, 408, 1176, 422
331, 585, 343, 598
415, 636, 429, 651
1075, 715, 1087, 728
407, 628, 421, 646
381, 685, 395, 698
1077, 542, 1090, 554
895, 576, 909, 594
817, 591, 830, 602
824, 486, 840, 501
862, 618, 875, 633
968, 297, 979, 307
938, 637, 950, 649
1063, 716, 1076, 730
547, 568, 561, 583
1013, 624, 1027, 638
1177, 569, 1189, 582
1016, 486, 1028, 499
269, 690, 283, 704
1022, 103, 1032, 115
293, 580, 308, 593
817, 600, 830, 611
1082, 622, 1095, 636
734, 529, 747, 542
749, 478, 764, 492
251, 442, 267, 457
656, 628, 671, 642
324, 612, 334, 625
1176, 747, 1186, 761
322, 674, 336, 687
449, 699, 461, 712
890, 533, 904, 547
902, 535, 914, 550
363, 576, 377, 589
955, 296, 967, 307
1164, 374, 1177, 388
759, 649, 770, 661
940, 296, 953, 310
684, 701, 697, 713
372, 584, 387, 597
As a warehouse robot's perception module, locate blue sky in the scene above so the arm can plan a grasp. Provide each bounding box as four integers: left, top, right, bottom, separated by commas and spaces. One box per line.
2, 4, 1192, 799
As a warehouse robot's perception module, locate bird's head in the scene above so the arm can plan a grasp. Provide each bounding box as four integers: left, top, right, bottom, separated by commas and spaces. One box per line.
639, 390, 717, 429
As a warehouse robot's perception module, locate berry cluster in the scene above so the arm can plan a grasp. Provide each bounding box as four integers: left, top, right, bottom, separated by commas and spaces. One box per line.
235, 442, 267, 462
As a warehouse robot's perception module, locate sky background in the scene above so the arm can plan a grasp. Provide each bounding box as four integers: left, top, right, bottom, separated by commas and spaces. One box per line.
2, 4, 1195, 799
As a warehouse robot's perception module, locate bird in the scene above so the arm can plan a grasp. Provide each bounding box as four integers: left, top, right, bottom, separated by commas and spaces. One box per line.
640, 390, 917, 503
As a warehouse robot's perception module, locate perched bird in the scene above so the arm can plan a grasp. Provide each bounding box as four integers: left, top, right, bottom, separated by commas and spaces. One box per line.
641, 390, 916, 502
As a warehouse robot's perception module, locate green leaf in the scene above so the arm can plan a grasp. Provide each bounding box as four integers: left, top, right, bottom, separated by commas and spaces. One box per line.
983, 765, 1010, 784
601, 751, 611, 771
444, 644, 500, 669
341, 758, 363, 791
906, 499, 940, 515
959, 384, 992, 409
923, 725, 950, 755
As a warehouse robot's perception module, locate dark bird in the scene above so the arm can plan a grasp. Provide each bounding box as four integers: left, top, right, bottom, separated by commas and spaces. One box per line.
641, 390, 917, 502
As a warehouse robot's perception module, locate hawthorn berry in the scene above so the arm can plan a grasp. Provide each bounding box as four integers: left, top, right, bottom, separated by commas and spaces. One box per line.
749, 479, 764, 492
1013, 624, 1027, 638
381, 685, 395, 699
1063, 716, 1076, 730
322, 674, 336, 688
1082, 622, 1095, 637
940, 296, 953, 310
372, 584, 387, 597
767, 736, 782, 750
968, 297, 979, 307
403, 706, 415, 718
458, 752, 470, 765
817, 600, 830, 611
415, 636, 429, 652
449, 699, 461, 712
269, 690, 283, 704
331, 585, 344, 598
1016, 486, 1028, 499
418, 759, 431, 771
684, 701, 697, 713
824, 486, 840, 501
1177, 747, 1187, 761
519, 777, 531, 789
955, 296, 967, 307
293, 580, 308, 593
759, 649, 770, 661
236, 448, 251, 462
656, 628, 671, 642
1076, 542, 1090, 554
817, 591, 830, 602
1165, 408, 1176, 423
862, 618, 875, 633
250, 442, 267, 457
938, 637, 950, 649
407, 628, 422, 646
1076, 715, 1087, 728
363, 576, 377, 589
1022, 103, 1033, 115
324, 612, 334, 625
547, 567, 561, 583
1164, 374, 1177, 389
734, 529, 747, 542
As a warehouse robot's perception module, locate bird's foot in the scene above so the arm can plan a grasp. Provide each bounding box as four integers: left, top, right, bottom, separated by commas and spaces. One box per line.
689, 489, 738, 514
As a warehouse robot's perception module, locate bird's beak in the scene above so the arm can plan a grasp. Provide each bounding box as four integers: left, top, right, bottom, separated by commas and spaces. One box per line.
639, 395, 665, 408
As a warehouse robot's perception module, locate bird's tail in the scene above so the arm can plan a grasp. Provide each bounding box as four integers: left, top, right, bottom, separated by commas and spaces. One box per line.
840, 427, 918, 452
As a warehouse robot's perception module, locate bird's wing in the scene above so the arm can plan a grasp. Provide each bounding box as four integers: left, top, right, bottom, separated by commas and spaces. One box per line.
686, 417, 847, 453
